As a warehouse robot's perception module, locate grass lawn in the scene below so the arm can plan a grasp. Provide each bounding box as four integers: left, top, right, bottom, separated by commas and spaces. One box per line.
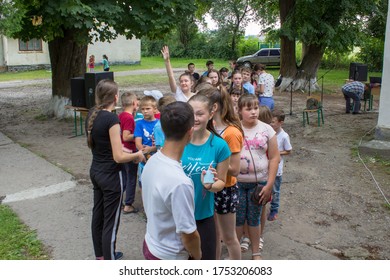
0, 205, 49, 260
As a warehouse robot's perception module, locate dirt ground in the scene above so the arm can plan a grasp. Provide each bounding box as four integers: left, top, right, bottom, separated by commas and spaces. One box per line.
0, 73, 389, 260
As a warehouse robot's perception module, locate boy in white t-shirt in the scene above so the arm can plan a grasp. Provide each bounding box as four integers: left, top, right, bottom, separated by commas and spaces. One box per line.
269, 109, 292, 221
141, 102, 201, 260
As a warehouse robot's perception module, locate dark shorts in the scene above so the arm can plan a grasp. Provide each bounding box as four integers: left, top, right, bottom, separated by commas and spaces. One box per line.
214, 185, 239, 214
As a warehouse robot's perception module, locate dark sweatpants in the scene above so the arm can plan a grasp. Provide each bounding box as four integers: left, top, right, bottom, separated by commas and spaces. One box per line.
90, 169, 123, 260
196, 216, 216, 260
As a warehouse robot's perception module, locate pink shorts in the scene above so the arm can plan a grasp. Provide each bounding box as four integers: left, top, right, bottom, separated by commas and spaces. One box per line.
142, 240, 160, 260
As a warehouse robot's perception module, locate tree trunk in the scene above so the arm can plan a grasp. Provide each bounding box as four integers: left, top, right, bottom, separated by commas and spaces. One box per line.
299, 43, 325, 91
278, 0, 299, 91
47, 28, 88, 118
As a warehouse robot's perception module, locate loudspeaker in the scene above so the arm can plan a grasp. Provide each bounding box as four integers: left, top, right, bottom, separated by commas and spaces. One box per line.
349, 62, 367, 81
355, 65, 368, 82
70, 77, 86, 107
84, 72, 114, 108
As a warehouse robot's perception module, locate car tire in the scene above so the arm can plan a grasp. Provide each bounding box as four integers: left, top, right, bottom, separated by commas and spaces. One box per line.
243, 62, 252, 68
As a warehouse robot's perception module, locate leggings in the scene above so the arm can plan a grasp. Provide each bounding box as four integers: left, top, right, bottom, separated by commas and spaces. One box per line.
196, 216, 216, 260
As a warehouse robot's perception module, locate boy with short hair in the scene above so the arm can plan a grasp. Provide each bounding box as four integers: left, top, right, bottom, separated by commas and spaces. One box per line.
240, 67, 255, 94
141, 101, 202, 260
153, 95, 176, 150
119, 92, 139, 214
134, 95, 159, 187
187, 63, 200, 81
202, 60, 214, 77
269, 109, 292, 221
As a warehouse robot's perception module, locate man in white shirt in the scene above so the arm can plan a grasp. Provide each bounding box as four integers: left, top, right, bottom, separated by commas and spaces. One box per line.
141, 101, 201, 260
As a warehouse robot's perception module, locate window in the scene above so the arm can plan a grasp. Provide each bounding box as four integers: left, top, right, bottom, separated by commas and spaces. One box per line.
258, 50, 269, 56
270, 49, 280, 56
19, 38, 42, 51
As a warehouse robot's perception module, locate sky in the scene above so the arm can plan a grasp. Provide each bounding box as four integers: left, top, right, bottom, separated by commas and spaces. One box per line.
204, 14, 262, 36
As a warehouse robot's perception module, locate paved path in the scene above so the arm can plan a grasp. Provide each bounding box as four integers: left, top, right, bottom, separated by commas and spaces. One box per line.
0, 68, 187, 89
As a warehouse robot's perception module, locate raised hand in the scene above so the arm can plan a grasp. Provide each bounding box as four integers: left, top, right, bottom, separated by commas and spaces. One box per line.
161, 45, 170, 61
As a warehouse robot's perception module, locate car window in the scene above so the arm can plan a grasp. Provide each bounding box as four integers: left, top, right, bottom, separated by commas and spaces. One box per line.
270, 49, 280, 56
257, 50, 269, 56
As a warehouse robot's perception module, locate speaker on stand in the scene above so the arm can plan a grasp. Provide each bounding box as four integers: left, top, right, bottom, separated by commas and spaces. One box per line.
70, 77, 86, 107
84, 72, 114, 108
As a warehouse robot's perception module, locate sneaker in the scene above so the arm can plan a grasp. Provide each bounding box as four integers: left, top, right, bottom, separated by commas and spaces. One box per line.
114, 251, 123, 260
267, 211, 278, 221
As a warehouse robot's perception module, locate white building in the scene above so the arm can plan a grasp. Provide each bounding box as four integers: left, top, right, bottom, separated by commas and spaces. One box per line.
0, 35, 140, 72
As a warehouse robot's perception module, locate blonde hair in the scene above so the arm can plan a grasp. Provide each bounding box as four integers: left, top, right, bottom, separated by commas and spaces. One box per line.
157, 95, 176, 111
121, 91, 137, 107
140, 95, 157, 108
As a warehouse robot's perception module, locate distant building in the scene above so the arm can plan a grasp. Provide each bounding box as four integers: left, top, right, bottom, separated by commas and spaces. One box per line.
0, 35, 140, 72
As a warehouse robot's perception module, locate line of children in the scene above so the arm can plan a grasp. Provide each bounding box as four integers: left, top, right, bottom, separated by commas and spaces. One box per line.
89, 55, 289, 261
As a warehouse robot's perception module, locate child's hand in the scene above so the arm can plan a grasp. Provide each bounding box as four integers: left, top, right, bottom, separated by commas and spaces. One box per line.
201, 165, 218, 190
133, 150, 146, 164
161, 46, 170, 60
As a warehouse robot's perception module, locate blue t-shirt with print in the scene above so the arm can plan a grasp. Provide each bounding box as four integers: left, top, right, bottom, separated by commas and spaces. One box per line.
134, 119, 159, 147
243, 81, 255, 94
181, 133, 231, 220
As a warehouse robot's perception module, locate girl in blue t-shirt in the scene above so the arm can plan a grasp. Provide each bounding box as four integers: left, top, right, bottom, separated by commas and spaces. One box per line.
181, 94, 231, 260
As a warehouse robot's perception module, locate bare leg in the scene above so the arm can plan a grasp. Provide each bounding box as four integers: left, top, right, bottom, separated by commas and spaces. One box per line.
248, 225, 262, 260
216, 212, 241, 260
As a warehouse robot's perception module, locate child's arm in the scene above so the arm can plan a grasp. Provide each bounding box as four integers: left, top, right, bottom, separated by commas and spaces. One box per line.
135, 137, 143, 152
280, 150, 291, 156
122, 130, 134, 142
142, 145, 157, 154
161, 46, 177, 93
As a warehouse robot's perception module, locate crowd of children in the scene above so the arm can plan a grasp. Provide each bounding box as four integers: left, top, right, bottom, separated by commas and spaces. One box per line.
86, 46, 292, 260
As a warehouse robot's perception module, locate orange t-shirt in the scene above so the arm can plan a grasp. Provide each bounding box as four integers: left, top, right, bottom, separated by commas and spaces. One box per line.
221, 125, 243, 187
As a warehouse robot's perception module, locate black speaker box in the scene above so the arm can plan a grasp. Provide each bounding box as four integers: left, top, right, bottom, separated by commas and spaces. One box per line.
70, 77, 86, 107
84, 72, 114, 108
355, 65, 368, 82
349, 63, 367, 81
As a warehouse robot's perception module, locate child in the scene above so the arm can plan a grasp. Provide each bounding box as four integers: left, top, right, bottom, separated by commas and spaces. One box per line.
254, 64, 275, 110
153, 95, 176, 150
134, 96, 159, 187
102, 54, 110, 71
236, 94, 279, 260
229, 87, 243, 115
240, 105, 273, 253
141, 102, 201, 260
207, 69, 222, 88
86, 79, 145, 260
198, 87, 243, 260
119, 92, 139, 214
219, 67, 230, 87
202, 60, 214, 77
161, 46, 195, 102
240, 67, 255, 94
88, 55, 95, 72
269, 109, 292, 221
182, 94, 231, 260
187, 62, 200, 81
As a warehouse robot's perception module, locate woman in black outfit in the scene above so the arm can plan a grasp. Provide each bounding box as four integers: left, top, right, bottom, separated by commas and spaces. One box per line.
86, 79, 145, 260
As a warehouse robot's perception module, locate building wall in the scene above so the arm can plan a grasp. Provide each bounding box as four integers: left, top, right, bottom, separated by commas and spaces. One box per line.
87, 35, 141, 66
0, 35, 140, 72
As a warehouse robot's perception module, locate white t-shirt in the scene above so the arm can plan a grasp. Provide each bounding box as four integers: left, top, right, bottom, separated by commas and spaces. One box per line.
276, 128, 292, 176
141, 151, 196, 260
258, 72, 275, 97
174, 88, 189, 102
238, 121, 276, 183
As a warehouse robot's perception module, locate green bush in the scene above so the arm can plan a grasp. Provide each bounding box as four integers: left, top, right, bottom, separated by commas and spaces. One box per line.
357, 37, 384, 71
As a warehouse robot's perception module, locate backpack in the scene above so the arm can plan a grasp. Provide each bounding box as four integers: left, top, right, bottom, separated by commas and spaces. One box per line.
306, 97, 320, 110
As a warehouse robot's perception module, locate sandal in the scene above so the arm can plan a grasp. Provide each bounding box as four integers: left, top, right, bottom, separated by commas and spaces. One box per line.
259, 237, 264, 251
240, 237, 250, 252
252, 252, 262, 260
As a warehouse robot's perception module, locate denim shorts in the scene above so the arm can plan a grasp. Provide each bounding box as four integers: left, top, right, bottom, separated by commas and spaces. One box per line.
236, 182, 265, 227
